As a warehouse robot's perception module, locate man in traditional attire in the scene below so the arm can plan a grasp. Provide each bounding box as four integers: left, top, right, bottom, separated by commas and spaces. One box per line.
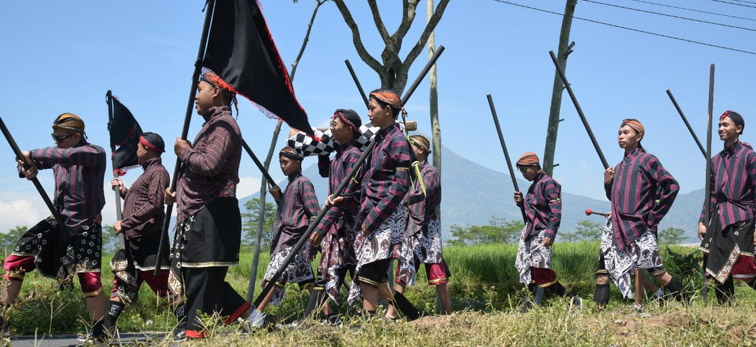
512, 152, 571, 307
252, 147, 318, 321
4, 113, 107, 340
594, 119, 685, 309
387, 134, 451, 318
165, 70, 256, 338
106, 132, 186, 339
699, 110, 756, 304
347, 89, 419, 321
304, 109, 363, 324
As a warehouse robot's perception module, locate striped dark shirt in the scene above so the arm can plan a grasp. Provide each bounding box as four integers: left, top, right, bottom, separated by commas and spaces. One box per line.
360, 123, 412, 232
523, 171, 561, 240
23, 141, 106, 232
271, 172, 320, 254
176, 106, 242, 223
405, 160, 441, 237
699, 141, 756, 228
314, 142, 362, 236
120, 157, 169, 240
605, 147, 679, 250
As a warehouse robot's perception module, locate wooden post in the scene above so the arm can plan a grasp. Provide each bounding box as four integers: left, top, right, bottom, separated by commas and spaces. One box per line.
427, 0, 443, 313
543, 0, 578, 176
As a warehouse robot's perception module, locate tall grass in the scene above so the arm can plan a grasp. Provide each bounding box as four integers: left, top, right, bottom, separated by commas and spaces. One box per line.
0, 242, 721, 336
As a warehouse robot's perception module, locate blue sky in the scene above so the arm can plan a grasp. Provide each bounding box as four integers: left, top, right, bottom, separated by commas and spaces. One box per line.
0, 0, 754, 232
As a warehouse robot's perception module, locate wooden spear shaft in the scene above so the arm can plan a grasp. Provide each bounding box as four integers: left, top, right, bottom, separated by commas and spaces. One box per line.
486, 94, 527, 223
548, 50, 608, 169
345, 59, 369, 108
0, 117, 63, 226
666, 89, 706, 157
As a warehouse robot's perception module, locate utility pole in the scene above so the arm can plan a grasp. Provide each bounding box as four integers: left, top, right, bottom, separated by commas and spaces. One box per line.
543, 0, 577, 176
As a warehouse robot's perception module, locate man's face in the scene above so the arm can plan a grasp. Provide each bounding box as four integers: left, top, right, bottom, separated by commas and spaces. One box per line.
719, 116, 742, 142
136, 143, 149, 165
279, 155, 301, 176
368, 98, 393, 129
330, 117, 353, 144
411, 143, 426, 161
51, 129, 80, 148
195, 81, 216, 115
617, 125, 641, 150
518, 165, 539, 182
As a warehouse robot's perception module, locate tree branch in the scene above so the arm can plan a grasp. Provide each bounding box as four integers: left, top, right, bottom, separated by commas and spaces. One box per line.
401, 0, 449, 75
290, 0, 326, 81
367, 0, 391, 44
332, 0, 383, 72
391, 0, 419, 49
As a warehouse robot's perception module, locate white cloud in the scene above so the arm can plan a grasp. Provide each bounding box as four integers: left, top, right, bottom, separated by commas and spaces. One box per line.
237, 176, 263, 199
0, 199, 47, 233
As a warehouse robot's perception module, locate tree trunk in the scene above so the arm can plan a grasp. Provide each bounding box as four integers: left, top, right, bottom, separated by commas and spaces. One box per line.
542, 0, 577, 176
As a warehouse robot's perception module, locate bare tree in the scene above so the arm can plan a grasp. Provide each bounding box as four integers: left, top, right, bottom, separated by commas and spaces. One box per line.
332, 0, 451, 93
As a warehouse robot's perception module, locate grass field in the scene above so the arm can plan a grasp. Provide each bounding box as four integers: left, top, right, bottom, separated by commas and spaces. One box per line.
4, 242, 756, 345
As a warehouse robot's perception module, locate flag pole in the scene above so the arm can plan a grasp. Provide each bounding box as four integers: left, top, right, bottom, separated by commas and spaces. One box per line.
154, 0, 217, 276
106, 90, 127, 252
702, 64, 715, 303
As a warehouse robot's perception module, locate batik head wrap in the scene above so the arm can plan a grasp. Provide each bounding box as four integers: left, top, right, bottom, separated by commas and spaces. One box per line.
721, 110, 745, 134
139, 132, 165, 153
621, 119, 644, 141
516, 152, 540, 167
279, 146, 303, 161
199, 68, 238, 113
52, 113, 85, 134
410, 135, 431, 154
369, 89, 406, 118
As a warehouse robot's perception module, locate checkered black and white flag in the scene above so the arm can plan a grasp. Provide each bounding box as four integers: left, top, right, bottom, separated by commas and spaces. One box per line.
287, 122, 407, 157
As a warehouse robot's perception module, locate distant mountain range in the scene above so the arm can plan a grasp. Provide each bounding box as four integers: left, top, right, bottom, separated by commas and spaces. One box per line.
241, 145, 705, 243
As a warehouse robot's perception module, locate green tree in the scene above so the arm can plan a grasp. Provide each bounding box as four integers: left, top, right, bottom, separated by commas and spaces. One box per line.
101, 225, 118, 256
560, 219, 603, 242
449, 217, 524, 246
558, 230, 580, 243
575, 220, 603, 240
242, 198, 277, 247
658, 226, 685, 245
1, 226, 27, 257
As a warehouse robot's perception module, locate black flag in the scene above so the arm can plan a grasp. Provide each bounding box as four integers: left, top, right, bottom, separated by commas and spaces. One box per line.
108, 95, 143, 175
202, 0, 314, 135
